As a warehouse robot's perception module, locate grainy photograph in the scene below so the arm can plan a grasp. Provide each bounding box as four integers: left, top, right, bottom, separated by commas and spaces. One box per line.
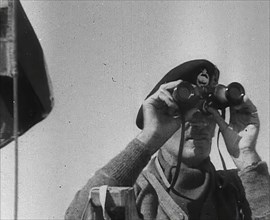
0, 1, 269, 219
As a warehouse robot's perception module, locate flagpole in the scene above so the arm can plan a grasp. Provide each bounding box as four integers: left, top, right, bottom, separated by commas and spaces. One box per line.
8, 0, 19, 219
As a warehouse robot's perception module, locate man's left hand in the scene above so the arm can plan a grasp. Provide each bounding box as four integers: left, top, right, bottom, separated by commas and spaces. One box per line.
208, 96, 261, 170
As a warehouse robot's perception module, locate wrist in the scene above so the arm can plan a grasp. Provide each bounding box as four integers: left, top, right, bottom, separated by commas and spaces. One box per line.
232, 148, 261, 171
136, 130, 168, 155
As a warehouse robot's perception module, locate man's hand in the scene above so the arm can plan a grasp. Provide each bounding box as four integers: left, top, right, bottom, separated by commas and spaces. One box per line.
137, 80, 182, 155
208, 96, 261, 170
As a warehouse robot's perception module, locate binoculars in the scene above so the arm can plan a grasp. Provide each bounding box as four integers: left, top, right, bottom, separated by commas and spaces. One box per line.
172, 81, 245, 113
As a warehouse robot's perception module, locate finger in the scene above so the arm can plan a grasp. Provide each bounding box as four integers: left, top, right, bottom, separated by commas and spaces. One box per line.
207, 107, 229, 131
243, 96, 257, 113
231, 95, 257, 114
159, 87, 178, 105
159, 80, 182, 90
158, 90, 179, 109
158, 90, 180, 116
230, 95, 260, 127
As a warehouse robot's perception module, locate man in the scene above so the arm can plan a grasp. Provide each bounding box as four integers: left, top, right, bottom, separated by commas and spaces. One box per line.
65, 60, 270, 220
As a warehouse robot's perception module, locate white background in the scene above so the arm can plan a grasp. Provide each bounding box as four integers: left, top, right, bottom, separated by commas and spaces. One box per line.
1, 1, 269, 219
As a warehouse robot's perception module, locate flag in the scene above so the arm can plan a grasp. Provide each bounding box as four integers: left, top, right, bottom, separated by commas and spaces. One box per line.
0, 0, 54, 148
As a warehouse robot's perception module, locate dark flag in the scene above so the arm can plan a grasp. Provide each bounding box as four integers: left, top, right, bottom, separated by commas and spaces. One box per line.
0, 1, 54, 148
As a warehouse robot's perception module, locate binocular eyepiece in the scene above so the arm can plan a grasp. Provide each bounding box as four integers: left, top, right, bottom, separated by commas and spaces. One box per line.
172, 81, 245, 113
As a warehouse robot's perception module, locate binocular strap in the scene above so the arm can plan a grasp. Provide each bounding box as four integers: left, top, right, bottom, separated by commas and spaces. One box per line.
217, 109, 227, 170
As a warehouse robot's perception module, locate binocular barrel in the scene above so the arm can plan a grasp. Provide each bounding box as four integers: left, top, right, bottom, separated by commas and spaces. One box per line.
212, 82, 245, 106
172, 81, 245, 112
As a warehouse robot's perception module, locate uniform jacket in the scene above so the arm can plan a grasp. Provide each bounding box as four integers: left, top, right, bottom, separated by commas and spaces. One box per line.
65, 139, 270, 220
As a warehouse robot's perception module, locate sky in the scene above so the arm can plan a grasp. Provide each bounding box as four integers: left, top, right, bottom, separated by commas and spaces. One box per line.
0, 1, 269, 219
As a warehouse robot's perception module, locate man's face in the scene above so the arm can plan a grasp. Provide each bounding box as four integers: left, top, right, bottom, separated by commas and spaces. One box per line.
163, 108, 216, 166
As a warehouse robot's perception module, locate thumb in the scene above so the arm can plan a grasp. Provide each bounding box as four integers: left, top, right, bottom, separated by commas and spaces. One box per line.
207, 107, 241, 157
207, 107, 228, 132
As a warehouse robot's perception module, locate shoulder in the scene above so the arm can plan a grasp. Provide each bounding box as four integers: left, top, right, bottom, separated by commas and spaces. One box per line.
216, 168, 239, 180
134, 170, 156, 196
216, 168, 243, 188
133, 159, 161, 202
215, 168, 247, 204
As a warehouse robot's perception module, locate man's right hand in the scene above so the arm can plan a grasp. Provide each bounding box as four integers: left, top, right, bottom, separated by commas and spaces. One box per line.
137, 80, 182, 155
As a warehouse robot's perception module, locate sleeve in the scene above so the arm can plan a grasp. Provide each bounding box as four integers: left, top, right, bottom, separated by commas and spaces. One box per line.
238, 161, 270, 219
65, 138, 152, 220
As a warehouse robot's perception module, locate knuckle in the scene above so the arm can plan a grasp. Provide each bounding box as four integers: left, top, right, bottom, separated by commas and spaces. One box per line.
158, 91, 165, 99
159, 88, 167, 96
159, 84, 166, 90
